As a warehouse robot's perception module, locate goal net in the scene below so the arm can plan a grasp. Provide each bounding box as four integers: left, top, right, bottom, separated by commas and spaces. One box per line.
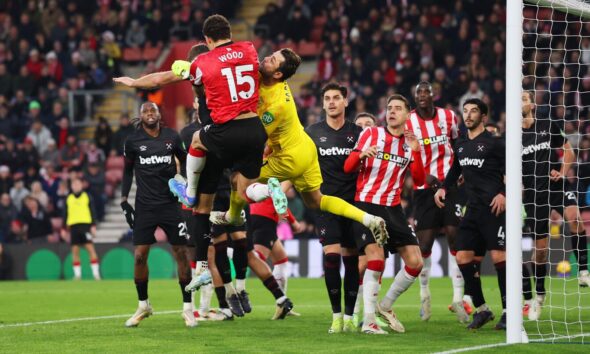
519, 0, 590, 344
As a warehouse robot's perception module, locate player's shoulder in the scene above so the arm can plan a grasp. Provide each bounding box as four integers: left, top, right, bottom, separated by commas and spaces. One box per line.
305, 120, 325, 134
344, 119, 363, 133
160, 127, 180, 138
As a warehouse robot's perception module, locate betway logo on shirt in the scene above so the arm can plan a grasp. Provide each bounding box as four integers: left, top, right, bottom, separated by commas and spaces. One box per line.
418, 134, 447, 146
522, 141, 550, 155
376, 151, 409, 166
139, 155, 172, 165
459, 157, 484, 168
319, 147, 352, 156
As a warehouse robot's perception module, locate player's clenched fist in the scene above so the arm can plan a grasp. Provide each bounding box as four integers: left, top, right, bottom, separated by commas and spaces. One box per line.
434, 188, 446, 208
404, 130, 420, 152
171, 60, 190, 79
360, 145, 379, 160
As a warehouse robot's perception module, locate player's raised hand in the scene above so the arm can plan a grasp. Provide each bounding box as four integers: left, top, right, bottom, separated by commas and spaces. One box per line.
171, 60, 190, 79
113, 76, 136, 87
549, 169, 563, 182
404, 130, 420, 151
360, 145, 379, 160
489, 193, 506, 216
434, 188, 446, 208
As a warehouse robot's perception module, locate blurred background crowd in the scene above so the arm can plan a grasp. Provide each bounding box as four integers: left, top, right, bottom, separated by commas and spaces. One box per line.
0, 0, 589, 247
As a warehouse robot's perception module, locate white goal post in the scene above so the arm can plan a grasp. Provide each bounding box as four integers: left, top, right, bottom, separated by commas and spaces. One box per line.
508, 0, 590, 344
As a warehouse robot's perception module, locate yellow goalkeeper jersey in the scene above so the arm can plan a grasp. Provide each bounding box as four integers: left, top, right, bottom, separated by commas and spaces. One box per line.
257, 80, 308, 152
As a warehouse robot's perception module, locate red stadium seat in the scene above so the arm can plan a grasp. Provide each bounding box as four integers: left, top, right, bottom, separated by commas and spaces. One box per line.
123, 47, 143, 62
312, 16, 327, 28
106, 156, 125, 171
142, 46, 161, 61
105, 169, 123, 185
298, 41, 321, 58
310, 28, 323, 43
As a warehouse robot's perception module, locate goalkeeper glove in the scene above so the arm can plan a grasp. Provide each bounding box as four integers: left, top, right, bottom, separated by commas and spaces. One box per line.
120, 200, 135, 229
171, 60, 191, 79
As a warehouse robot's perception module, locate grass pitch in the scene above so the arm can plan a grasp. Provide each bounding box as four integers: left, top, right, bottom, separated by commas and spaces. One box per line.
0, 277, 587, 353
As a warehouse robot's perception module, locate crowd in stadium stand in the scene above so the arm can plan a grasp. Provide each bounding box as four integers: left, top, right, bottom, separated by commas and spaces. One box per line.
1, 0, 590, 245
254, 0, 590, 229
0, 1, 241, 245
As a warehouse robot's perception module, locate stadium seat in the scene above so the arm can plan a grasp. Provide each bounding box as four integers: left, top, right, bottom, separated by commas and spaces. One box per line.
123, 47, 143, 62
252, 37, 263, 50
106, 156, 125, 170
312, 16, 327, 28
142, 45, 161, 62
310, 28, 323, 43
105, 169, 123, 185
298, 41, 321, 58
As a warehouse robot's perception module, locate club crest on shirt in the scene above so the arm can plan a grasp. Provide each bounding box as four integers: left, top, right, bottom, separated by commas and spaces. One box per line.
347, 135, 355, 143
261, 111, 275, 125
477, 144, 485, 152
165, 142, 173, 150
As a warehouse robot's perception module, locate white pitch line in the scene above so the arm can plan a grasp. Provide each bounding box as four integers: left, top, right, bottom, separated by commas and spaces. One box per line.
0, 304, 422, 329
0, 310, 178, 328
433, 342, 514, 354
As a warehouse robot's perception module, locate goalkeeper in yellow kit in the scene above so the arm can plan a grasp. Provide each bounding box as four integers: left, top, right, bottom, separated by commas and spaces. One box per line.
209, 48, 388, 243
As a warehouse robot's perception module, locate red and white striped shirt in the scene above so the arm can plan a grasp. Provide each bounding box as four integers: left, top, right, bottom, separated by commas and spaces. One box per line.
406, 108, 458, 188
346, 127, 425, 207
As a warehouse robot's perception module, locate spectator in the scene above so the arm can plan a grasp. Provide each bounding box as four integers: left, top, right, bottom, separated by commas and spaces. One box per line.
29, 181, 49, 210
25, 49, 43, 81
58, 135, 84, 172
85, 142, 105, 166
19, 196, 52, 243
41, 0, 65, 37
78, 40, 97, 68
99, 31, 121, 76
19, 138, 40, 173
254, 3, 285, 40
317, 49, 337, 81
40, 139, 60, 167
44, 51, 63, 83
84, 163, 106, 222
145, 9, 169, 47
0, 166, 12, 194
0, 193, 18, 243
459, 80, 485, 110
111, 114, 134, 156
0, 63, 12, 97
0, 103, 15, 138
40, 164, 61, 207
94, 117, 112, 157
9, 176, 29, 212
53, 117, 74, 149
125, 20, 146, 48
284, 7, 310, 42
26, 119, 52, 155
12, 66, 35, 98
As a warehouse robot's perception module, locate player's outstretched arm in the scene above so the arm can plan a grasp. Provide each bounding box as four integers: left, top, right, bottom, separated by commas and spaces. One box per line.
113, 70, 182, 89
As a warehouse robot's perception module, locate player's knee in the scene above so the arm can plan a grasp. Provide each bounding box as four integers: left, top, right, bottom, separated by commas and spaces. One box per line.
134, 253, 148, 266
490, 251, 506, 264
455, 251, 472, 265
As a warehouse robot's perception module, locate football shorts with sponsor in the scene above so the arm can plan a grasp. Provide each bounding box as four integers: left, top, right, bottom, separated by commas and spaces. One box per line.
353, 201, 418, 253
258, 137, 323, 193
